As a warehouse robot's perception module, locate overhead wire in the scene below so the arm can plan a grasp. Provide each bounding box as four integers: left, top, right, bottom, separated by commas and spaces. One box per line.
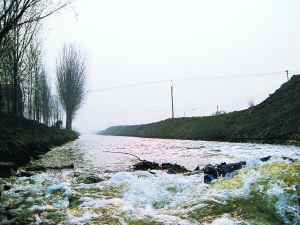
90, 79, 170, 92
79, 98, 265, 116
80, 70, 300, 116
89, 70, 299, 92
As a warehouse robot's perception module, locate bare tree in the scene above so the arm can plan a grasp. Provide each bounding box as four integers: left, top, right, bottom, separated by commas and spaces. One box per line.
0, 34, 14, 112
248, 98, 255, 108
40, 68, 51, 125
49, 94, 63, 126
23, 39, 41, 119
56, 43, 88, 130
0, 0, 72, 47
1, 0, 73, 120
13, 30, 53, 125
24, 36, 44, 121
0, 13, 40, 116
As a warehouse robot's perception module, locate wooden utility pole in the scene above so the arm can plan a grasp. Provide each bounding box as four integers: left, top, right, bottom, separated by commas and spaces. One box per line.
171, 80, 174, 119
286, 70, 289, 81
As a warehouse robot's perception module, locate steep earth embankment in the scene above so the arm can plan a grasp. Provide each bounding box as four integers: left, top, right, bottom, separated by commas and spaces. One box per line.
0, 113, 78, 166
100, 75, 300, 145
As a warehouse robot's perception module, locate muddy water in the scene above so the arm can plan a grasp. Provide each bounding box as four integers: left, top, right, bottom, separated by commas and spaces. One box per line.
0, 135, 299, 224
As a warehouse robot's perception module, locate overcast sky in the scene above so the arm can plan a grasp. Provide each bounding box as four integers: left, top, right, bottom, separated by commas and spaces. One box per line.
43, 0, 300, 133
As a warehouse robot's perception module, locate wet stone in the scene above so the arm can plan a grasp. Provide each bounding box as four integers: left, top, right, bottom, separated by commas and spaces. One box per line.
25, 165, 47, 171
3, 184, 12, 190
161, 163, 190, 174
133, 160, 161, 170
0, 162, 18, 178
204, 174, 215, 184
20, 170, 34, 177
201, 161, 247, 183
76, 174, 106, 184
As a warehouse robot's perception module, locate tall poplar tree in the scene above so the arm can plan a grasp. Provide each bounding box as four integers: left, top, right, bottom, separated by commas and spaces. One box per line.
56, 43, 88, 130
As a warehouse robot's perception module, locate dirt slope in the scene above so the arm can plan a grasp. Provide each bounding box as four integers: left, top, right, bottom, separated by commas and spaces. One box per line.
0, 113, 78, 165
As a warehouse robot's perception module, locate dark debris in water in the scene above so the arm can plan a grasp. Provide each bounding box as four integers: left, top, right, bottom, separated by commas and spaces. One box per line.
201, 161, 246, 184
133, 160, 191, 174
162, 162, 191, 174
201, 155, 299, 184
133, 160, 161, 171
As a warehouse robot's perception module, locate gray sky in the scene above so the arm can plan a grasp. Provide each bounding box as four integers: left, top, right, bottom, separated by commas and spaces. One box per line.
44, 0, 300, 133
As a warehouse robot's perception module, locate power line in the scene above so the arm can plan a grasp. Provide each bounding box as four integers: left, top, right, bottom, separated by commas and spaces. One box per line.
89, 70, 299, 92
81, 71, 300, 116
78, 97, 265, 116
79, 109, 171, 115
90, 80, 169, 92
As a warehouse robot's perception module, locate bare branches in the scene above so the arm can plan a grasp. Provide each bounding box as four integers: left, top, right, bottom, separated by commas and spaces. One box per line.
0, 1, 67, 122
56, 43, 88, 130
0, 0, 72, 46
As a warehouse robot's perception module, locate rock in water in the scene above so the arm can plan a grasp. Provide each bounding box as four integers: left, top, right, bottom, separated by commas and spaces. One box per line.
0, 162, 17, 178
133, 160, 161, 170
201, 164, 218, 179
204, 174, 215, 184
162, 163, 190, 174
26, 165, 47, 171
20, 170, 34, 177
216, 161, 246, 177
260, 156, 271, 162
201, 161, 246, 183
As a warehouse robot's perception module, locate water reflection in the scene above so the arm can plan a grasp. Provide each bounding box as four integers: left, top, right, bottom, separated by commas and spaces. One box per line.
79, 135, 300, 171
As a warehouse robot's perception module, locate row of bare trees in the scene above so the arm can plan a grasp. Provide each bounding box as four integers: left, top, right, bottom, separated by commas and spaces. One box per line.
0, 0, 70, 126
0, 0, 88, 130
23, 36, 63, 126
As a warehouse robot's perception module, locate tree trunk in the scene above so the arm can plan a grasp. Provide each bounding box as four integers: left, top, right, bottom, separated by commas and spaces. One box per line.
13, 51, 18, 116
66, 112, 72, 130
0, 84, 2, 112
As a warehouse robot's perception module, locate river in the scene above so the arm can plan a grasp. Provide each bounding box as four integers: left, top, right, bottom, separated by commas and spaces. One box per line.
0, 135, 299, 224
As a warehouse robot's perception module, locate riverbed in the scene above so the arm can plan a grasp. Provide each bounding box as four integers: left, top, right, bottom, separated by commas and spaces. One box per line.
0, 135, 299, 224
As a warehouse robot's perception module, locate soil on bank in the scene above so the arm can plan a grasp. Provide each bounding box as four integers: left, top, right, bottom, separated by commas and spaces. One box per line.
100, 75, 300, 145
0, 113, 78, 166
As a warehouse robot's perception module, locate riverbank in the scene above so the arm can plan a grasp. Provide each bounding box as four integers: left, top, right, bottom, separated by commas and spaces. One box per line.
100, 75, 300, 145
0, 112, 79, 167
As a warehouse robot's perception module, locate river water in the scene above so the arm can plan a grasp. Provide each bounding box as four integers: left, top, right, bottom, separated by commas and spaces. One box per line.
0, 135, 299, 224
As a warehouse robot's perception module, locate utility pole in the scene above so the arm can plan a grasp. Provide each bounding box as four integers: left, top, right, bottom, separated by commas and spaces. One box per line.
285, 70, 289, 81
171, 80, 174, 119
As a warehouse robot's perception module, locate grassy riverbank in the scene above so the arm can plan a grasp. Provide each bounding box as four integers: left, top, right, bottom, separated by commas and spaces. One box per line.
0, 112, 78, 166
100, 75, 300, 145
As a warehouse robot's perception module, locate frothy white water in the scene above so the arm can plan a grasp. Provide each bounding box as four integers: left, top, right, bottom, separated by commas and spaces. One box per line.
0, 135, 299, 224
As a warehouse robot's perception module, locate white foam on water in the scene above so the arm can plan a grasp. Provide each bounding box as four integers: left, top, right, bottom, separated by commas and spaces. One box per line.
45, 182, 72, 196
150, 214, 199, 225
28, 205, 54, 212
111, 171, 138, 181
89, 171, 210, 223
34, 214, 43, 223
209, 217, 236, 225
67, 211, 100, 224
25, 197, 34, 202
2, 135, 299, 224
79, 197, 126, 209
